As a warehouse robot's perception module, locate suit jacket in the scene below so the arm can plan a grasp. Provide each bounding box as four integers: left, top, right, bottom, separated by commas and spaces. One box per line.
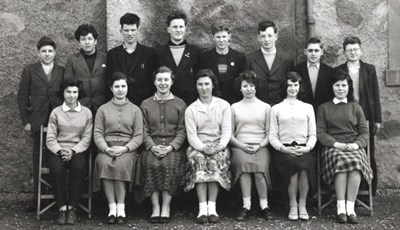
335, 61, 382, 123
63, 51, 107, 112
294, 62, 335, 112
155, 42, 201, 105
17, 62, 64, 132
200, 48, 245, 104
245, 50, 294, 105
106, 43, 158, 106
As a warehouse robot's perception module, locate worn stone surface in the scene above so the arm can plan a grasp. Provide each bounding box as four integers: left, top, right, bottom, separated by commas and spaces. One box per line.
0, 0, 106, 192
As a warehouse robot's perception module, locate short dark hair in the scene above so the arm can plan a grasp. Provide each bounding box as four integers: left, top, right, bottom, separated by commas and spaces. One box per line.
37, 36, 56, 50
280, 72, 304, 99
211, 21, 231, 35
108, 72, 128, 88
258, 20, 277, 34
74, 24, 98, 41
153, 66, 175, 82
195, 69, 220, 96
58, 80, 86, 100
235, 71, 260, 91
342, 36, 361, 50
166, 11, 187, 26
331, 69, 355, 102
305, 36, 323, 49
120, 13, 140, 28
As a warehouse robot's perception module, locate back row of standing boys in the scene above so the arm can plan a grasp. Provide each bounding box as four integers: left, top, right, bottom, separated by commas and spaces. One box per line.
17, 11, 382, 225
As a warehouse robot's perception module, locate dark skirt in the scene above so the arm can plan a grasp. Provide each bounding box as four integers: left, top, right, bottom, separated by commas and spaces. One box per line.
230, 146, 271, 189
321, 147, 373, 186
136, 149, 185, 202
271, 149, 317, 194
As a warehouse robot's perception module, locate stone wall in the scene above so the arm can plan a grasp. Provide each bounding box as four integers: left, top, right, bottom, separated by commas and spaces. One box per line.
0, 0, 399, 192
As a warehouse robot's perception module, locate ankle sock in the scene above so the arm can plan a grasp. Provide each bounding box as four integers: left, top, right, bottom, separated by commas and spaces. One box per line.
208, 201, 218, 216
108, 203, 116, 217
117, 203, 126, 217
198, 202, 207, 218
337, 200, 346, 215
260, 198, 269, 210
243, 196, 251, 210
346, 200, 356, 216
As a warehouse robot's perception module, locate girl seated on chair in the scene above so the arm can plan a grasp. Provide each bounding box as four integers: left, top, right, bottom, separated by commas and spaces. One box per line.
317, 70, 372, 224
46, 80, 93, 225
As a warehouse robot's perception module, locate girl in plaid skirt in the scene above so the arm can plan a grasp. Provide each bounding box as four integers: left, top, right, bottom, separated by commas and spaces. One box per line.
317, 70, 373, 224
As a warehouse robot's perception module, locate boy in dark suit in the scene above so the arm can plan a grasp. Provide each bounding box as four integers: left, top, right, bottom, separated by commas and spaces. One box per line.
200, 21, 245, 104
294, 37, 334, 112
106, 13, 158, 106
155, 11, 201, 105
64, 24, 107, 115
335, 36, 382, 195
245, 20, 293, 105
17, 36, 64, 212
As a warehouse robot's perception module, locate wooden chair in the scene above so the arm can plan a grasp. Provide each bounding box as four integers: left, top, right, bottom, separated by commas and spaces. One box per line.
36, 125, 92, 220
317, 136, 373, 216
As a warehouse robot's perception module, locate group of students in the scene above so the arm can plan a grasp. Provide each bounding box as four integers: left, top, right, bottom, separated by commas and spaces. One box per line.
17, 10, 382, 226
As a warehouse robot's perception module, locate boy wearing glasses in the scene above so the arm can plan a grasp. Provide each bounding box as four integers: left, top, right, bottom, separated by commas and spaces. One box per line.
335, 36, 382, 196
294, 37, 334, 112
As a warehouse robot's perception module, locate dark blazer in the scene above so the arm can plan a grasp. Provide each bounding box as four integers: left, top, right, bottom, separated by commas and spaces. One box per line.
155, 42, 201, 105
245, 50, 294, 105
106, 43, 158, 106
335, 61, 382, 123
63, 51, 107, 112
294, 62, 335, 112
200, 48, 245, 104
17, 62, 64, 132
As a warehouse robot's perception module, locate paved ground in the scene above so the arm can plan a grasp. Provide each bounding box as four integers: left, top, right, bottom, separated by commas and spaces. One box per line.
1, 191, 399, 230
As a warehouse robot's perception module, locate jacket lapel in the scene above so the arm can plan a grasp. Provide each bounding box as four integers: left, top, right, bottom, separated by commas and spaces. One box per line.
33, 63, 50, 84
270, 52, 284, 75
116, 46, 128, 74
91, 52, 102, 75
76, 53, 91, 75
253, 50, 270, 74
176, 45, 192, 70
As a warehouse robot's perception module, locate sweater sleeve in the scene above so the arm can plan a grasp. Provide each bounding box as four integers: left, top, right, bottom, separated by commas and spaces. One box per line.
71, 110, 93, 154
269, 106, 284, 151
218, 102, 232, 147
306, 104, 317, 149
168, 102, 187, 150
141, 104, 157, 150
316, 104, 337, 147
185, 107, 206, 151
46, 110, 63, 154
260, 105, 271, 147
125, 108, 143, 152
354, 105, 369, 149
94, 107, 108, 152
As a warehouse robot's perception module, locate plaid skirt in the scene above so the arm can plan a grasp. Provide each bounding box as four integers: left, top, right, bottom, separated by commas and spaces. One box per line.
321, 147, 373, 186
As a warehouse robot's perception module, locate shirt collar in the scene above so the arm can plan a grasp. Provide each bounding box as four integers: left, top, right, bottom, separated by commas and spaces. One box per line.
169, 40, 187, 46
261, 47, 276, 55
333, 97, 348, 104
62, 101, 82, 112
123, 42, 137, 53
307, 62, 320, 69
153, 93, 175, 102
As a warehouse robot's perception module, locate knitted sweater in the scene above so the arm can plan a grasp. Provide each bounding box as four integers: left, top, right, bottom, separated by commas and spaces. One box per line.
46, 102, 93, 154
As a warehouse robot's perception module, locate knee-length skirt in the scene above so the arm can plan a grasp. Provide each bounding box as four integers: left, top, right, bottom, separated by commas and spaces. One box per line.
230, 146, 271, 188
321, 147, 373, 186
271, 149, 317, 193
136, 149, 185, 202
184, 146, 231, 192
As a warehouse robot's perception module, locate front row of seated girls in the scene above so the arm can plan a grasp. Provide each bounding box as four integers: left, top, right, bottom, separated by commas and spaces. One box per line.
45, 67, 372, 225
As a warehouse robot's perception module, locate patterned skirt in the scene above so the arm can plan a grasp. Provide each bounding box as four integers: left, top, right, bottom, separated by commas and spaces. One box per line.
321, 147, 373, 186
136, 149, 185, 202
184, 146, 231, 192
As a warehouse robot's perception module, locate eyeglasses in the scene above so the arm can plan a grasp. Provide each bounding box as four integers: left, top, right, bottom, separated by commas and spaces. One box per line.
345, 48, 360, 53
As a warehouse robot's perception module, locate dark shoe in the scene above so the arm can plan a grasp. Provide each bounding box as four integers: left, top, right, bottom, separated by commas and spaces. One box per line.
236, 208, 250, 221
261, 208, 273, 220
56, 210, 67, 225
117, 216, 127, 225
160, 216, 170, 223
208, 214, 219, 223
347, 214, 358, 224
66, 208, 77, 225
107, 215, 116, 224
336, 213, 347, 223
149, 216, 160, 223
196, 215, 208, 224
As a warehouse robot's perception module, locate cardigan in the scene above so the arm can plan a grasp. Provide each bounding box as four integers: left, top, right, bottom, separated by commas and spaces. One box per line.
140, 95, 187, 150
94, 99, 143, 153
46, 102, 93, 154
317, 101, 369, 148
185, 97, 231, 151
269, 99, 317, 150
